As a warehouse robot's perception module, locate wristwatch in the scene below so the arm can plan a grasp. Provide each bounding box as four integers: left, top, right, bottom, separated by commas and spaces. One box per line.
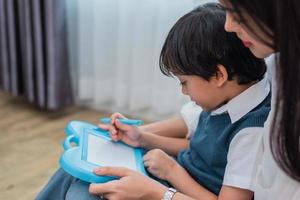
161, 187, 177, 200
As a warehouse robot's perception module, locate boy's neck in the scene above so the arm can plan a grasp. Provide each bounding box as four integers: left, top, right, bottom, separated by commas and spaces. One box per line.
215, 80, 257, 110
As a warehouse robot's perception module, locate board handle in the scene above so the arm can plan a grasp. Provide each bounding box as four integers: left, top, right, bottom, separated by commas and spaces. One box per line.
63, 135, 79, 150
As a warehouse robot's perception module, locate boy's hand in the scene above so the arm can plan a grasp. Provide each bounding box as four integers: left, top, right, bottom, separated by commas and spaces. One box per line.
98, 113, 143, 147
143, 149, 178, 180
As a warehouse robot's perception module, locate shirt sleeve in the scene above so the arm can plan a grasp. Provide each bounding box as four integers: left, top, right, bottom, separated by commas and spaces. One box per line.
223, 127, 263, 191
265, 54, 276, 83
180, 101, 202, 138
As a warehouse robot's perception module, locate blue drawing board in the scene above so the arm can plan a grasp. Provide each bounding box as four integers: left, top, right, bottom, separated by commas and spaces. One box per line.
60, 120, 147, 183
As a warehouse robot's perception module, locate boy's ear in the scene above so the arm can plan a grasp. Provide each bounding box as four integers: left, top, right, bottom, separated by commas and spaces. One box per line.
215, 64, 228, 87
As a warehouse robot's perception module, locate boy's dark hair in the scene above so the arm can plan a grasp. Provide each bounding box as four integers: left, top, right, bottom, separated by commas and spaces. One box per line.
159, 3, 266, 84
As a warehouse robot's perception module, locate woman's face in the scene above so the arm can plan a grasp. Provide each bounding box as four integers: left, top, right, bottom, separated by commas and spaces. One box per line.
219, 0, 274, 58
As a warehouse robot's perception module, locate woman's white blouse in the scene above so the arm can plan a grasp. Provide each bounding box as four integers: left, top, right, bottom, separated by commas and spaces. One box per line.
253, 54, 300, 199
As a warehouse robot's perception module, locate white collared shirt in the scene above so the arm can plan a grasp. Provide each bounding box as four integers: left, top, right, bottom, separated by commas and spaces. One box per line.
252, 54, 300, 199
181, 75, 270, 191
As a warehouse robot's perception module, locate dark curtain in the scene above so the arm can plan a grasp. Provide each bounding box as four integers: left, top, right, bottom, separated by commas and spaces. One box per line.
0, 0, 72, 109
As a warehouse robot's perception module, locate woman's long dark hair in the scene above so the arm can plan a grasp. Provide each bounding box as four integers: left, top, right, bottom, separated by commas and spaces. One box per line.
225, 0, 300, 181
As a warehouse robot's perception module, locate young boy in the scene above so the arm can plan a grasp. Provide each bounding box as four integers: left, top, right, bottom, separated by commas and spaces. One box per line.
36, 3, 270, 200
98, 3, 270, 199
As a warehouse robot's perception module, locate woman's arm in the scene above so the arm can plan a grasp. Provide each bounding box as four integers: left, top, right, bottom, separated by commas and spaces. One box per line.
89, 167, 253, 200
89, 167, 196, 200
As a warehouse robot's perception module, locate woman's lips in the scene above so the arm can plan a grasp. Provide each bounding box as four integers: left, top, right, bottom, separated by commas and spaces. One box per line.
242, 41, 253, 48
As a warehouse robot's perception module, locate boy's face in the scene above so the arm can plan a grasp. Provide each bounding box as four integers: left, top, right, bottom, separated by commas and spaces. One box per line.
177, 75, 225, 112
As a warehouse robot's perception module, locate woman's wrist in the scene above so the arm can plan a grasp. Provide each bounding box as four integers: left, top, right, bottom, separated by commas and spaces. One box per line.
144, 182, 168, 199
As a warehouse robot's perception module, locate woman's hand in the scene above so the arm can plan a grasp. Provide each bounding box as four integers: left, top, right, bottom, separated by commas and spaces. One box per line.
89, 167, 167, 200
143, 149, 178, 180
98, 113, 144, 147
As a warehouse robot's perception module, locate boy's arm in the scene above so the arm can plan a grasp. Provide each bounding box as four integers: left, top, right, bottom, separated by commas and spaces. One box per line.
99, 116, 189, 155
138, 116, 190, 155
140, 131, 189, 156
142, 117, 189, 155
167, 164, 253, 200
140, 101, 202, 139
139, 116, 188, 138
169, 127, 263, 200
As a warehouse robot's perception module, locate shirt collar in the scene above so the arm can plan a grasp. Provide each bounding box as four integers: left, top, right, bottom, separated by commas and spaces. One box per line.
211, 76, 270, 123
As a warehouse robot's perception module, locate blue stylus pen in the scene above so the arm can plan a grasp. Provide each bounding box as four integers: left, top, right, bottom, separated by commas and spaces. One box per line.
100, 118, 143, 126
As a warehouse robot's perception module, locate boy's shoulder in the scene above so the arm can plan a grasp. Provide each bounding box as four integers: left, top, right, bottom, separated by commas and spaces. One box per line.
221, 92, 271, 142
234, 92, 271, 128
243, 91, 271, 118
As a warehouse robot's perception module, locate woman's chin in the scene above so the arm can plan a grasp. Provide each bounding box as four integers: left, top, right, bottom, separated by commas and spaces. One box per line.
250, 47, 274, 59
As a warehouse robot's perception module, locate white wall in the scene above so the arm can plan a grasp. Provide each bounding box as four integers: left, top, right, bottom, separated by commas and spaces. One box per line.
66, 0, 215, 120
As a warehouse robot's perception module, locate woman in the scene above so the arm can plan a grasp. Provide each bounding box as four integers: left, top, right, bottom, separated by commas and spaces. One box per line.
88, 0, 300, 199
217, 0, 300, 199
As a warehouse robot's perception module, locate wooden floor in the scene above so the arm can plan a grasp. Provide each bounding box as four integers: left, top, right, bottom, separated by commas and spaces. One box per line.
0, 91, 110, 200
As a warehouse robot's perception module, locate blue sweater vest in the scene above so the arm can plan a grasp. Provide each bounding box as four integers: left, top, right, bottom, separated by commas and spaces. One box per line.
177, 93, 271, 195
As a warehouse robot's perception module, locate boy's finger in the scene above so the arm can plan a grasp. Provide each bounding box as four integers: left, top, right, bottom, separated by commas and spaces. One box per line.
115, 119, 132, 131
98, 124, 110, 130
99, 123, 119, 138
110, 113, 127, 123
143, 160, 151, 167
114, 134, 122, 141
143, 152, 152, 162
112, 134, 120, 141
